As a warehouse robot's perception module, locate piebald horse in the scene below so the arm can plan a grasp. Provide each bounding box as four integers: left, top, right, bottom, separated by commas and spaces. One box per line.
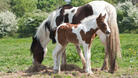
49, 14, 110, 74
31, 1, 121, 73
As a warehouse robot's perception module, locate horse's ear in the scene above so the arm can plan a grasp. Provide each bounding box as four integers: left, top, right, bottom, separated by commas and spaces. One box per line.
97, 13, 102, 19
103, 14, 106, 19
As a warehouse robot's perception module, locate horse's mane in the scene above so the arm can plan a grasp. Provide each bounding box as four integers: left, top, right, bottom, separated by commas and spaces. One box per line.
35, 10, 56, 39
35, 19, 47, 39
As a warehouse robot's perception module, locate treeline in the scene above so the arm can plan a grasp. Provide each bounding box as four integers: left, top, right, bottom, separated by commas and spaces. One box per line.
0, 0, 137, 38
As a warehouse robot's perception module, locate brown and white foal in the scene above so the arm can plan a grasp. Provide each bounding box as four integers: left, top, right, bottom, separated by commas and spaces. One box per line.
51, 14, 110, 74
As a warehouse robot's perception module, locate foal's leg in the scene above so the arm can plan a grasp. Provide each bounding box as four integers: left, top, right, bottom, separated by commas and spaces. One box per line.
83, 44, 93, 74
96, 30, 109, 70
53, 44, 65, 73
75, 45, 86, 70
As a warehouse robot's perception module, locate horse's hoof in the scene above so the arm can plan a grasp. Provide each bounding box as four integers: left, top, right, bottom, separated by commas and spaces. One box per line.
83, 66, 86, 70
53, 69, 60, 74
108, 69, 115, 74
101, 65, 109, 71
87, 71, 94, 76
85, 70, 94, 75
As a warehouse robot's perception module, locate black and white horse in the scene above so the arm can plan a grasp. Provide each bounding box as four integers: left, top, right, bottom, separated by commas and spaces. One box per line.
30, 1, 121, 73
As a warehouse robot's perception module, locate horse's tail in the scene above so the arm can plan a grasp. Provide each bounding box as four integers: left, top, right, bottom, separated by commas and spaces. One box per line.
106, 4, 121, 73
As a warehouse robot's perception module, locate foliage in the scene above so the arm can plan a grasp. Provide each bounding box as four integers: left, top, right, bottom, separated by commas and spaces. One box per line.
0, 11, 17, 38
37, 0, 57, 12
36, 0, 119, 12
116, 1, 138, 33
17, 10, 48, 37
10, 0, 37, 17
0, 0, 11, 12
71, 0, 92, 6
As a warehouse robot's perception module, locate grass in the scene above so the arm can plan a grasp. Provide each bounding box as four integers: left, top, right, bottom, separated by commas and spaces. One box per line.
0, 34, 137, 77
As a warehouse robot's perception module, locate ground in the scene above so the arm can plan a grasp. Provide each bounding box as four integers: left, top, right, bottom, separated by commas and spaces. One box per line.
0, 34, 137, 78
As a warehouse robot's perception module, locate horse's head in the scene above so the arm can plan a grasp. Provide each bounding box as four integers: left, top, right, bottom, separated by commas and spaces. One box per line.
96, 14, 111, 36
30, 36, 45, 63
30, 19, 51, 63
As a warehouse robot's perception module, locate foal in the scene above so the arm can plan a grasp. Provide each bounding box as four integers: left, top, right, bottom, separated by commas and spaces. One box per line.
51, 14, 110, 74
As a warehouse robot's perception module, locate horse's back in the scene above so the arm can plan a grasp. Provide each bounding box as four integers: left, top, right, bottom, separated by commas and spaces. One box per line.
88, 1, 116, 16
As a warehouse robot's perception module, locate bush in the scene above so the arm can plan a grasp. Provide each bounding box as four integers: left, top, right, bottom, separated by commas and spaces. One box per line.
0, 11, 17, 38
37, 0, 57, 12
0, 0, 11, 12
17, 10, 48, 37
116, 1, 138, 33
11, 0, 37, 17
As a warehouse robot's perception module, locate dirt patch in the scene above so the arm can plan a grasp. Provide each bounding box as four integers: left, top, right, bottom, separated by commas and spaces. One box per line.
0, 64, 137, 78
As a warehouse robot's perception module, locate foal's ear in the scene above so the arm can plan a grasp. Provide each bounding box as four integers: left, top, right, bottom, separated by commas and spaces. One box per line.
98, 13, 102, 19
103, 14, 106, 19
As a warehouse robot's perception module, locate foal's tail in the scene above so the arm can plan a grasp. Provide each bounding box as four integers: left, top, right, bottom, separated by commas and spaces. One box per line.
106, 4, 121, 73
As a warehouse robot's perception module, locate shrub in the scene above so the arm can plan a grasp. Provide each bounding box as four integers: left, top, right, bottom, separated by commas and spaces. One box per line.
0, 0, 11, 12
37, 0, 57, 12
116, 1, 138, 33
11, 0, 37, 17
17, 10, 48, 37
0, 11, 17, 38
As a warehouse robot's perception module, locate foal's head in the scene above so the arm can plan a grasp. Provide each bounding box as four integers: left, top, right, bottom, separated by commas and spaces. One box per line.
96, 14, 111, 35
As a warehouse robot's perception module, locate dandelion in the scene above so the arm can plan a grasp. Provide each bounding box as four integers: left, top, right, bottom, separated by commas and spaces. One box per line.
129, 48, 132, 50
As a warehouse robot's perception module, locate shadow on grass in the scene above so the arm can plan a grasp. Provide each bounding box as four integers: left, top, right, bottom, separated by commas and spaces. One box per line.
23, 64, 83, 77
22, 64, 101, 77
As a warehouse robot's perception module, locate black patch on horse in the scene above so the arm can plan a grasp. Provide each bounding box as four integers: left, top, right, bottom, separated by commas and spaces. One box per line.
56, 4, 73, 26
45, 21, 51, 31
49, 27, 57, 44
72, 4, 93, 24
45, 21, 56, 44
71, 9, 75, 13
64, 14, 69, 23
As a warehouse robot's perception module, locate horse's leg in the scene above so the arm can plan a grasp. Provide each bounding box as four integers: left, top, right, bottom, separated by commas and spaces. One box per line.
61, 50, 67, 67
101, 45, 109, 71
75, 45, 86, 70
96, 30, 109, 71
83, 44, 93, 74
53, 44, 65, 73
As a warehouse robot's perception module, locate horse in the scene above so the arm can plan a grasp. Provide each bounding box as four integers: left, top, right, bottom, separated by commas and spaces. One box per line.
30, 1, 121, 73
48, 14, 110, 74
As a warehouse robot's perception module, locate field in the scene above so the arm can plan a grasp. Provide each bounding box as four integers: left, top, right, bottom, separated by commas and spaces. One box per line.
0, 34, 137, 78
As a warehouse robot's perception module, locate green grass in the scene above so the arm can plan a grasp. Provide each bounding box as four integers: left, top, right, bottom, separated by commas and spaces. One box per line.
0, 34, 137, 77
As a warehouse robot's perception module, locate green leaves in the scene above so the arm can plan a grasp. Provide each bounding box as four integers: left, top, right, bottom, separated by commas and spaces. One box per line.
116, 1, 138, 33
11, 0, 37, 17
17, 11, 48, 37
